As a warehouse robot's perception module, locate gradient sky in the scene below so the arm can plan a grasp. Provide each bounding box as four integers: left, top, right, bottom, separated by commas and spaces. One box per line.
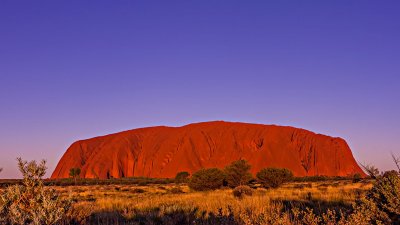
1, 1, 399, 178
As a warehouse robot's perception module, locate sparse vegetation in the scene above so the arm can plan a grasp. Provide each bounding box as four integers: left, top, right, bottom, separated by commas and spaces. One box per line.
188, 168, 225, 191
44, 176, 174, 186
352, 173, 362, 183
32, 179, 373, 224
256, 168, 294, 188
232, 185, 253, 199
361, 163, 380, 179
131, 188, 146, 194
170, 186, 184, 194
69, 167, 81, 184
175, 171, 190, 184
350, 170, 400, 224
391, 153, 400, 171
1, 158, 399, 224
0, 158, 70, 225
224, 160, 253, 188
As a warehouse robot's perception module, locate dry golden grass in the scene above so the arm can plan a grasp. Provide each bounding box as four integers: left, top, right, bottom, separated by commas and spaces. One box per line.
49, 180, 373, 224
57, 181, 372, 205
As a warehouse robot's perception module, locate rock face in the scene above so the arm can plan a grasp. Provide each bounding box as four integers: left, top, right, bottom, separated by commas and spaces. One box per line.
51, 121, 364, 179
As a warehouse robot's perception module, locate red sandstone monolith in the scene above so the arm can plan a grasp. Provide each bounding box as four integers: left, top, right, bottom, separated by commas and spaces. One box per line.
51, 121, 364, 179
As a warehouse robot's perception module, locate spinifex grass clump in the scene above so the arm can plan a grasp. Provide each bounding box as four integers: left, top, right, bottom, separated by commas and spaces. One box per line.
232, 185, 253, 199
0, 158, 70, 225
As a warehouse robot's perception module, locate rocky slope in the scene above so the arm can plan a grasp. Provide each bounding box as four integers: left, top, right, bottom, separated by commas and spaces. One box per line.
51, 121, 364, 179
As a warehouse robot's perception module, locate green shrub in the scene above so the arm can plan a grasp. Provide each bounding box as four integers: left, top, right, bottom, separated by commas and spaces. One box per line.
352, 173, 362, 183
232, 185, 253, 199
189, 168, 225, 191
69, 167, 81, 184
256, 168, 293, 188
224, 160, 253, 188
0, 158, 70, 225
174, 171, 190, 184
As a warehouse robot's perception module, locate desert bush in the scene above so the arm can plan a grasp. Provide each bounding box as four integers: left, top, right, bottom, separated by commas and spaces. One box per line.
345, 170, 399, 224
189, 168, 225, 191
256, 168, 293, 188
170, 187, 184, 194
224, 160, 253, 188
293, 175, 328, 182
232, 185, 253, 199
0, 158, 70, 225
292, 175, 351, 182
366, 170, 399, 223
361, 164, 380, 179
174, 171, 190, 184
352, 173, 362, 183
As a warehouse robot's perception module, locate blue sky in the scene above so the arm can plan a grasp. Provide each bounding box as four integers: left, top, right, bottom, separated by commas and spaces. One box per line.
1, 1, 399, 178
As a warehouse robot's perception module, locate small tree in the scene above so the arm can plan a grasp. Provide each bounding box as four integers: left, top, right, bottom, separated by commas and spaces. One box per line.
360, 163, 380, 179
69, 167, 81, 184
189, 168, 225, 191
0, 158, 70, 225
352, 173, 362, 183
256, 168, 293, 188
175, 171, 190, 184
224, 160, 253, 188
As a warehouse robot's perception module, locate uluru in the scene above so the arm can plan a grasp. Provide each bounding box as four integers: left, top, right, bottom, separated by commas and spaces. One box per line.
51, 121, 364, 179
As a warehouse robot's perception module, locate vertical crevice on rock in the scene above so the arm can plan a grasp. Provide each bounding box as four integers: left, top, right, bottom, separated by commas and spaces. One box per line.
79, 143, 87, 166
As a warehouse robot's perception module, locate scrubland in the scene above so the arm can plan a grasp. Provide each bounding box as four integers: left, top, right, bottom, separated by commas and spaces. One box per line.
1, 158, 398, 224
52, 180, 373, 224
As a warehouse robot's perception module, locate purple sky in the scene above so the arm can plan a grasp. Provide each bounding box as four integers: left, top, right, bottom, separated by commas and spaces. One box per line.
1, 1, 399, 178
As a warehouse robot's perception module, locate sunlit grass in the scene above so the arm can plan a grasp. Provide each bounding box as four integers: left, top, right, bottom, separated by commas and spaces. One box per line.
47, 180, 373, 224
